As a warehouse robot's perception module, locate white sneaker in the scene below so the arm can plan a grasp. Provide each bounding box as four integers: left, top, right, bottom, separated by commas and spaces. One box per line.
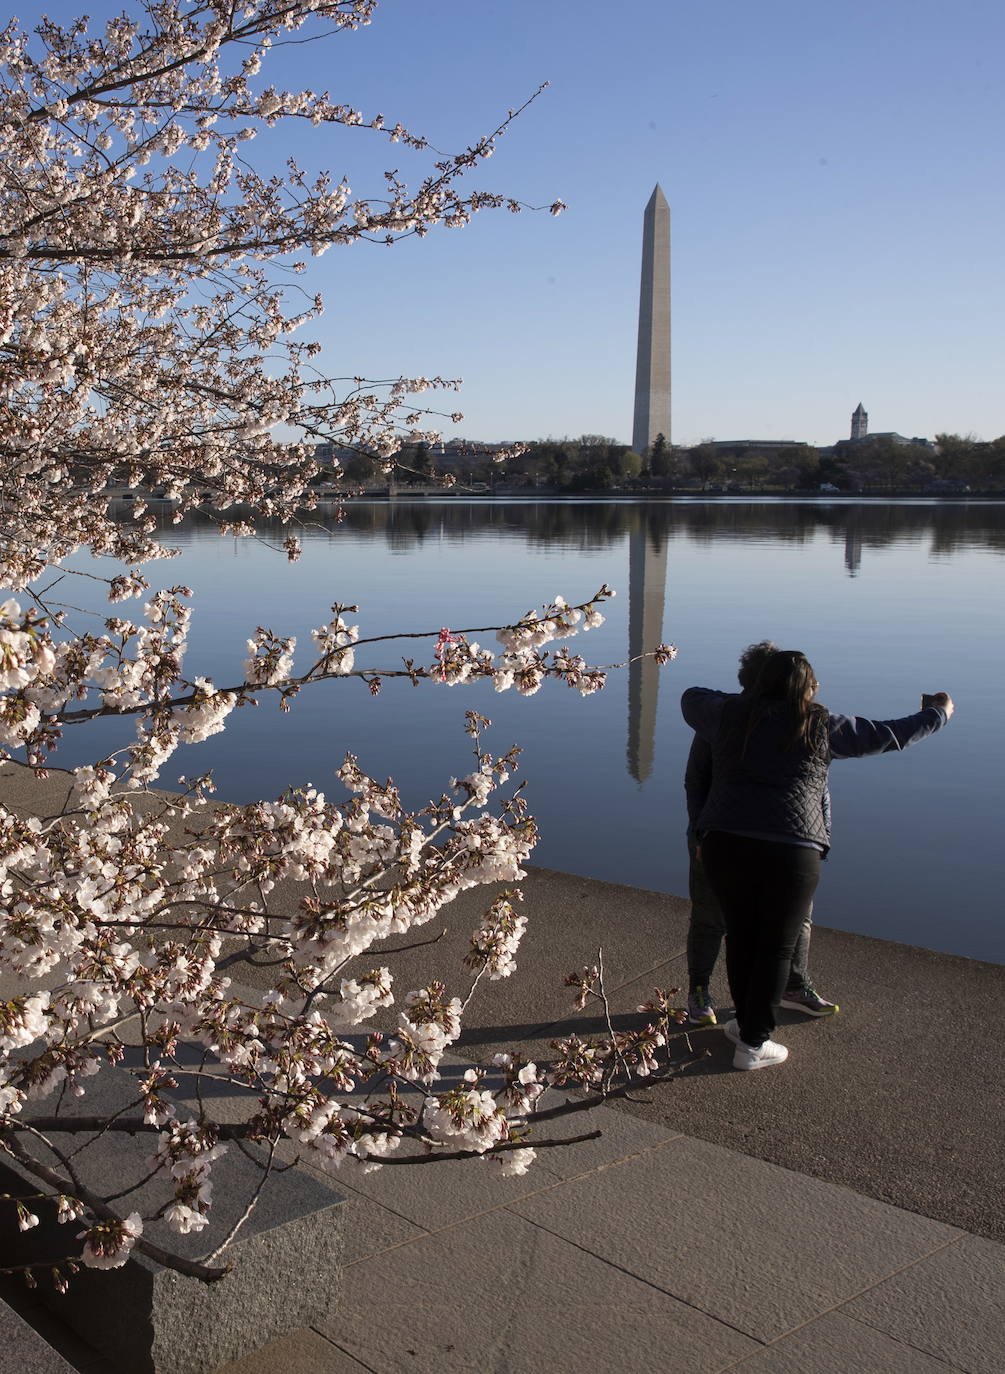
733, 1038, 788, 1071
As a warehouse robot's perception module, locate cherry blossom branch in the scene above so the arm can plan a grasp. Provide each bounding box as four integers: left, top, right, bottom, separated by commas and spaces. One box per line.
356, 1130, 602, 1166
195, 1138, 277, 1267
0, 0, 682, 1284
1, 1131, 230, 1280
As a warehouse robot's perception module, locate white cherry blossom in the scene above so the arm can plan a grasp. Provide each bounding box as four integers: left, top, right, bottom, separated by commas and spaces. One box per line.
0, 3, 678, 1291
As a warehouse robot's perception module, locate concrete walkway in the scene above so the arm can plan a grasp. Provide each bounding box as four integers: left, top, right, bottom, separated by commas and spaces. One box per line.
2, 764, 1003, 1372
223, 1106, 1002, 1374
214, 868, 1004, 1374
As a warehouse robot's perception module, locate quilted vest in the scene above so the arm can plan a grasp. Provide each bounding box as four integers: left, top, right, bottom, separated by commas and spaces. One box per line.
697, 698, 830, 847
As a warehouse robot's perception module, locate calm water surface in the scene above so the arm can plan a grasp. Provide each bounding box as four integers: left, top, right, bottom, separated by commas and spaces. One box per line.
53, 499, 1005, 962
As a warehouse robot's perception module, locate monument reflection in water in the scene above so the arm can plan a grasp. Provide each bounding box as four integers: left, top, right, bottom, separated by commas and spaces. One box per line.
627, 512, 669, 783
68, 498, 1005, 962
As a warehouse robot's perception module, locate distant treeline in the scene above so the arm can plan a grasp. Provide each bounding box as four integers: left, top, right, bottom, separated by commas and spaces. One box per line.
368, 432, 1005, 494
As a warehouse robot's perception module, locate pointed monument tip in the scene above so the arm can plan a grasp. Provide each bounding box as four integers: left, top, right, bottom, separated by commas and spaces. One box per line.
648, 183, 668, 204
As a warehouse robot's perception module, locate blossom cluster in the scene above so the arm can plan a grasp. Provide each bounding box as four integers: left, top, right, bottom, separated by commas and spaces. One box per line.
0, 2, 679, 1286
466, 894, 528, 980
78, 1214, 144, 1270
0, 0, 561, 590
152, 1123, 228, 1235
0, 717, 546, 1268
422, 587, 619, 697
0, 584, 633, 790
0, 707, 681, 1279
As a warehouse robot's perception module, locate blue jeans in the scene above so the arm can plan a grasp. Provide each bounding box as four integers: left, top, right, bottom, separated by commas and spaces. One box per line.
687, 837, 813, 995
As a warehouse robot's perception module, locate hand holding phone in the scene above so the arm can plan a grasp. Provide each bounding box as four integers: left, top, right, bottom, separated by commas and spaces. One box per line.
922, 692, 954, 719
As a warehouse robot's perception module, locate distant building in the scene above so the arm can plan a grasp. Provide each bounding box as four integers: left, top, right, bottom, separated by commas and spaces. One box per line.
704, 439, 811, 458
428, 439, 513, 463
834, 431, 934, 455
313, 438, 512, 470
831, 406, 933, 456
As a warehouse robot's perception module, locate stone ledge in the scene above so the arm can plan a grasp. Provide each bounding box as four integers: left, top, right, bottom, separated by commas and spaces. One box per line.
0, 1064, 346, 1374
0, 1295, 78, 1374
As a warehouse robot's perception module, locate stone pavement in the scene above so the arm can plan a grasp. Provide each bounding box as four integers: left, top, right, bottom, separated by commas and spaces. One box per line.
211, 864, 1004, 1374
216, 1107, 1002, 1374
2, 764, 1003, 1372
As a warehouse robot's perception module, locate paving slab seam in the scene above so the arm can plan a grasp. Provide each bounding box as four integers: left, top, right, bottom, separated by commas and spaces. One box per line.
833, 1310, 968, 1373
338, 1137, 688, 1270
716, 1313, 966, 1374
331, 1127, 686, 1264
528, 1129, 688, 1186
714, 1315, 966, 1374
709, 1233, 973, 1374
502, 1206, 764, 1349
300, 1172, 431, 1244
602, 948, 689, 993
305, 1327, 382, 1374
338, 1127, 975, 1281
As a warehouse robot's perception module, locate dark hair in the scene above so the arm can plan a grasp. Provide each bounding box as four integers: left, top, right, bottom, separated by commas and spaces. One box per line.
737, 640, 778, 691
744, 649, 826, 751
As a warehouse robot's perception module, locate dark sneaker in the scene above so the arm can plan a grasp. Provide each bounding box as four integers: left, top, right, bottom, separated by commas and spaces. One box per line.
687, 986, 717, 1026
780, 987, 839, 1017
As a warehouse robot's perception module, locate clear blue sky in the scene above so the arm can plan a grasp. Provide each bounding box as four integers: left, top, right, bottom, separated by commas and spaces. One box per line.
19, 1, 1005, 446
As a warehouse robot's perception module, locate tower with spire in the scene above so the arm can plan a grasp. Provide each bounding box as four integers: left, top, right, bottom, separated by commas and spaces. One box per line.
851, 402, 868, 441
632, 185, 671, 456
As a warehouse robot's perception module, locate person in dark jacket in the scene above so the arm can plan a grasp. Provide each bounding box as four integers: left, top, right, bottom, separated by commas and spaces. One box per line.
681, 650, 953, 1071
685, 640, 837, 1026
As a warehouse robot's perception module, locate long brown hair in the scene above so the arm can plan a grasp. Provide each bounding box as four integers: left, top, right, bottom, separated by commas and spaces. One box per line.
743, 649, 827, 751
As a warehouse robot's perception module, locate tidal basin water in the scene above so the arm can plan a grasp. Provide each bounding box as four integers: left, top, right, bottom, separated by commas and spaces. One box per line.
58, 499, 1004, 963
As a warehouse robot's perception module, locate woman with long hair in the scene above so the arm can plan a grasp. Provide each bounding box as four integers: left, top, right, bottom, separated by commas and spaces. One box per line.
681, 651, 953, 1070
684, 641, 837, 1027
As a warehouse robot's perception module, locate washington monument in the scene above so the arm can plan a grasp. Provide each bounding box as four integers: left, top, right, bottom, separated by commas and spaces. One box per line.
632, 184, 671, 455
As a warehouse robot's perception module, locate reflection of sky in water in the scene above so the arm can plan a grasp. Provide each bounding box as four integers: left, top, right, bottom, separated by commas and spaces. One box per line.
43, 500, 1005, 962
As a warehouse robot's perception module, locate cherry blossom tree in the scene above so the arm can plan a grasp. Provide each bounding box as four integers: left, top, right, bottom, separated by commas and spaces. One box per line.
0, 1, 678, 1286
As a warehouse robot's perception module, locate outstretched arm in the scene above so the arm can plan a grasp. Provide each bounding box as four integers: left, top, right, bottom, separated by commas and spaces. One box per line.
829, 694, 953, 759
